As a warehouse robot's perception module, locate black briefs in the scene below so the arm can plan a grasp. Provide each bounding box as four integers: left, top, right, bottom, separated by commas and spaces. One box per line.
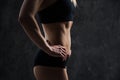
38, 0, 76, 23
33, 49, 70, 68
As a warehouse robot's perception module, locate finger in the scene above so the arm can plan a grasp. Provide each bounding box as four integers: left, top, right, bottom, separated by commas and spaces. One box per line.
59, 51, 65, 58
59, 48, 67, 57
56, 50, 66, 61
59, 49, 66, 55
61, 52, 67, 60
49, 48, 60, 57
58, 50, 67, 59
51, 47, 67, 58
59, 47, 67, 53
59, 52, 67, 61
61, 48, 67, 53
53, 45, 67, 52
58, 48, 68, 60
59, 46, 66, 49
53, 49, 64, 57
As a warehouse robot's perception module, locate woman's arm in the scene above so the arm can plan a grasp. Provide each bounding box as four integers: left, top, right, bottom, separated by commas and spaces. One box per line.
18, 0, 51, 52
18, 0, 69, 60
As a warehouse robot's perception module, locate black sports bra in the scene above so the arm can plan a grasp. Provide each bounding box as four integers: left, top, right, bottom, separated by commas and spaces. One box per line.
37, 0, 76, 23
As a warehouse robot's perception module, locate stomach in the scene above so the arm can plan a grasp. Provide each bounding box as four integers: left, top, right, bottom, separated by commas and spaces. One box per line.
41, 21, 73, 51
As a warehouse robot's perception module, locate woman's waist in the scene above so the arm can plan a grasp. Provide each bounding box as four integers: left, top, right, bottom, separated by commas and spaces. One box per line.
45, 38, 71, 51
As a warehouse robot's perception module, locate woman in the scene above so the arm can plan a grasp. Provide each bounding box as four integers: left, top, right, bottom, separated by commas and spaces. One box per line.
18, 0, 77, 80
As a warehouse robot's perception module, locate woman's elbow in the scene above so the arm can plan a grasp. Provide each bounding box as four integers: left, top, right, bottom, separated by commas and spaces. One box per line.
18, 14, 27, 24
18, 14, 33, 25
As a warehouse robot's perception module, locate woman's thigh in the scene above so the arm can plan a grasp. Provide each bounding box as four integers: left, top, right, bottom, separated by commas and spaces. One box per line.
33, 65, 69, 80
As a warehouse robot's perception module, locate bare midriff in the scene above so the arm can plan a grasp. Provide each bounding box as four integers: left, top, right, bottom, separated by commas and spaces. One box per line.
42, 21, 73, 52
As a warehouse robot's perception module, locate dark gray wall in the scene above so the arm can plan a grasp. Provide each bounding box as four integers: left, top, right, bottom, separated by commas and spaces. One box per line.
0, 0, 120, 80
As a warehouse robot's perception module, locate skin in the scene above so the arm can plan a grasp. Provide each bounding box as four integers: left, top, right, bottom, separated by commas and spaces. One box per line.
18, 0, 76, 80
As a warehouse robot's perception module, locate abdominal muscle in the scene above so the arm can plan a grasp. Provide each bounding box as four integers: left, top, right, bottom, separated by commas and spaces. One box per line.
42, 21, 73, 53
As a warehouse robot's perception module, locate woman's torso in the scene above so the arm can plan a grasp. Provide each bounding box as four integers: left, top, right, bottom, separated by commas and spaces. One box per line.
38, 0, 75, 52
42, 21, 73, 51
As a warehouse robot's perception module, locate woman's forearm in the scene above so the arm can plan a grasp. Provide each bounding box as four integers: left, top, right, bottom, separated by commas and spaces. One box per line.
18, 15, 50, 51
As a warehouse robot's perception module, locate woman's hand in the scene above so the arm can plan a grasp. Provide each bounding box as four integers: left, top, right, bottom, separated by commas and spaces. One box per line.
43, 40, 71, 61
48, 45, 69, 61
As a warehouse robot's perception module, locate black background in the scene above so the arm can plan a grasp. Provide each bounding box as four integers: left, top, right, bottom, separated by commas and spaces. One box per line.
0, 0, 120, 80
